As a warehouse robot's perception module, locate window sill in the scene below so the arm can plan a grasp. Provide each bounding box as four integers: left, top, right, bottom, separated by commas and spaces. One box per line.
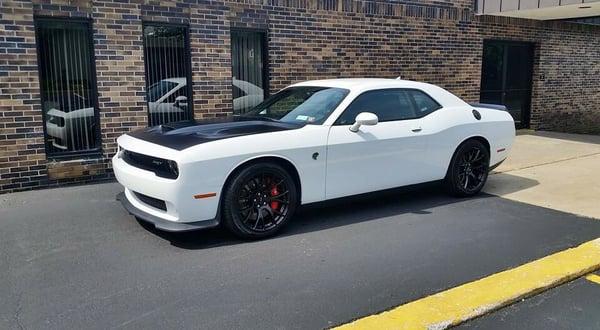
46, 149, 104, 162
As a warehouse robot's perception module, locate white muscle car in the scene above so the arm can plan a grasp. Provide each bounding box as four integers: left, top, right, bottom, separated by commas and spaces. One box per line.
44, 92, 96, 151
113, 78, 515, 239
147, 77, 264, 123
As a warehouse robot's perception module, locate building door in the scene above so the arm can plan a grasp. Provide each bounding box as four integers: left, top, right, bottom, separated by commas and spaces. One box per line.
231, 29, 268, 114
480, 40, 534, 128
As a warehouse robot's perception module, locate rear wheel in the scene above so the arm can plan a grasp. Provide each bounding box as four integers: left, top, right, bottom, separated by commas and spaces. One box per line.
445, 139, 490, 197
222, 163, 298, 239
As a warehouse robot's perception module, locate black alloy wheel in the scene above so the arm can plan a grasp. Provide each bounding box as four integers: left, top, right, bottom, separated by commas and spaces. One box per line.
222, 163, 298, 239
445, 139, 490, 197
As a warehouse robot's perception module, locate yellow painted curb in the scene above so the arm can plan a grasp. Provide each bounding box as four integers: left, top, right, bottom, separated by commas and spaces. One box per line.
334, 238, 600, 330
586, 274, 600, 285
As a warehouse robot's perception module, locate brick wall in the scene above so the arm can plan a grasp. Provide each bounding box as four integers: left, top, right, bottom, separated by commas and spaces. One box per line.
1, 0, 599, 194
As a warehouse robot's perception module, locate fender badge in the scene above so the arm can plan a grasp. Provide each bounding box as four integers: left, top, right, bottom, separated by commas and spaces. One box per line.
312, 152, 319, 160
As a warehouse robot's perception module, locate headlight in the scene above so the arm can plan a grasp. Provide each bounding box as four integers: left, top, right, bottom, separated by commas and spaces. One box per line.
121, 149, 179, 179
167, 160, 179, 178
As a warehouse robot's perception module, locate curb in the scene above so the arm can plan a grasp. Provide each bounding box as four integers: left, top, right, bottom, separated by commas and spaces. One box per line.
334, 238, 600, 330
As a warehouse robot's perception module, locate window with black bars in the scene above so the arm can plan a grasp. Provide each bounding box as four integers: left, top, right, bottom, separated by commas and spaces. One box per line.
143, 24, 193, 126
35, 18, 100, 156
231, 29, 268, 114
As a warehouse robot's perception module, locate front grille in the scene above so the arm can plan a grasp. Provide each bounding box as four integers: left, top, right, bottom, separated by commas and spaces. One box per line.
121, 149, 178, 179
133, 191, 167, 211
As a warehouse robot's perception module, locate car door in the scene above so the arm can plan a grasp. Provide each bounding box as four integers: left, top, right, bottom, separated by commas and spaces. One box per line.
325, 88, 432, 199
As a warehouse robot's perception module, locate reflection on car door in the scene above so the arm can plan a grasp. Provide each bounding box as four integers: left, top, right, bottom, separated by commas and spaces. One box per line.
325, 89, 432, 199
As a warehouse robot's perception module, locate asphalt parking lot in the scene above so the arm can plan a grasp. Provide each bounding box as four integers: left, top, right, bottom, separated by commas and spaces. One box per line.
460, 271, 600, 329
1, 182, 599, 329
2, 131, 600, 329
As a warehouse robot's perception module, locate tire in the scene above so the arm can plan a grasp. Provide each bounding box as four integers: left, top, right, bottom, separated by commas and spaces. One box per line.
222, 162, 298, 239
444, 139, 490, 197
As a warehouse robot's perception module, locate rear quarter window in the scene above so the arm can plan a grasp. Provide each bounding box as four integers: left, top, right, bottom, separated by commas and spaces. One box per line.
407, 90, 442, 117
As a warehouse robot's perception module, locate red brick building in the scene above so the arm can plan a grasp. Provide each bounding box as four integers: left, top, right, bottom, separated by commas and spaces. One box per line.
1, 0, 599, 193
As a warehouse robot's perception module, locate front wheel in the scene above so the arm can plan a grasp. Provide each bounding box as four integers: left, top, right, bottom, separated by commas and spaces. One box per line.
445, 139, 490, 197
222, 163, 298, 239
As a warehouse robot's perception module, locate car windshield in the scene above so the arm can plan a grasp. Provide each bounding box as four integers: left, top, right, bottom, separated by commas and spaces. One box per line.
242, 87, 349, 124
147, 80, 178, 102
44, 92, 89, 113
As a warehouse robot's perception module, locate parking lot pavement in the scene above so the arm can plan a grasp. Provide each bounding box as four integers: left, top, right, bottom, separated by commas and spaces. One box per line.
459, 271, 600, 329
2, 182, 600, 329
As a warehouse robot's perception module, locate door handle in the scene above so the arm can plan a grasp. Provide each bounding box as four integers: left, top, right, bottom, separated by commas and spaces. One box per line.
411, 127, 422, 133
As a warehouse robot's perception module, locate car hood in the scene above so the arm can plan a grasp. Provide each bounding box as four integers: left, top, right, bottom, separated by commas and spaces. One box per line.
126, 116, 305, 150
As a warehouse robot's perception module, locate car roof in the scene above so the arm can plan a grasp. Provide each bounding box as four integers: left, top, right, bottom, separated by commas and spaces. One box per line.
162, 77, 187, 85
290, 78, 468, 108
291, 78, 434, 91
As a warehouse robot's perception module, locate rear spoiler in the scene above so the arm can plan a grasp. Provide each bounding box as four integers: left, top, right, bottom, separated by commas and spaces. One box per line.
469, 103, 508, 111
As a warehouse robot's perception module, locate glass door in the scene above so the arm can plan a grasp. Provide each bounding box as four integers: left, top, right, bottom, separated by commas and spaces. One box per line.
480, 41, 534, 128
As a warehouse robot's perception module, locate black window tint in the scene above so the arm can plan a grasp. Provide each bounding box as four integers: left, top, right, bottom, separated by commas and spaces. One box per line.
147, 80, 177, 102
232, 84, 246, 98
408, 90, 442, 117
336, 89, 416, 125
165, 86, 186, 104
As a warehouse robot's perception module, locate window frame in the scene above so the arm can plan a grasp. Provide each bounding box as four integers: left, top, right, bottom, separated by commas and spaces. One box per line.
34, 16, 103, 160
141, 21, 194, 126
230, 27, 270, 114
406, 89, 443, 117
333, 88, 443, 125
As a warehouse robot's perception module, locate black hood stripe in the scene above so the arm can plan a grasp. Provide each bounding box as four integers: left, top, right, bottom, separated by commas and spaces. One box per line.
127, 116, 305, 150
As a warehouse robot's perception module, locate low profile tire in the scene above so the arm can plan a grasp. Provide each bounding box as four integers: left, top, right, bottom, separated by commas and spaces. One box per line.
445, 139, 490, 197
222, 162, 298, 240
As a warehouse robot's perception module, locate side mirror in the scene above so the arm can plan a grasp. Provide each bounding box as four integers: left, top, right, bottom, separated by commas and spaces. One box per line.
174, 95, 188, 108
349, 112, 378, 132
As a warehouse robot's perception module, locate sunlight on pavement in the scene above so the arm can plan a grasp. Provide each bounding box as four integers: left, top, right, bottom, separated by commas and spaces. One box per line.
484, 132, 600, 220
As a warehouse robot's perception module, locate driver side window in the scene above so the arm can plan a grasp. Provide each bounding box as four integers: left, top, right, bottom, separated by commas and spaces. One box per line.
166, 86, 186, 104
335, 89, 416, 125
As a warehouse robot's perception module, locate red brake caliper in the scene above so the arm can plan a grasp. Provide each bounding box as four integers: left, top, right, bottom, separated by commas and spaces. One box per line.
270, 186, 279, 210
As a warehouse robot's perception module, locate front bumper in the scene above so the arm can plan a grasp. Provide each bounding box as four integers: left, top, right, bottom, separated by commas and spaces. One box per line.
112, 139, 223, 232
46, 121, 68, 149
117, 192, 218, 232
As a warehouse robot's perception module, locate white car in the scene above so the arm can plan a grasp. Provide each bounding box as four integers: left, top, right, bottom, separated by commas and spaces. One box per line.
147, 77, 264, 122
147, 77, 189, 123
113, 78, 515, 239
45, 92, 96, 150
232, 77, 264, 112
